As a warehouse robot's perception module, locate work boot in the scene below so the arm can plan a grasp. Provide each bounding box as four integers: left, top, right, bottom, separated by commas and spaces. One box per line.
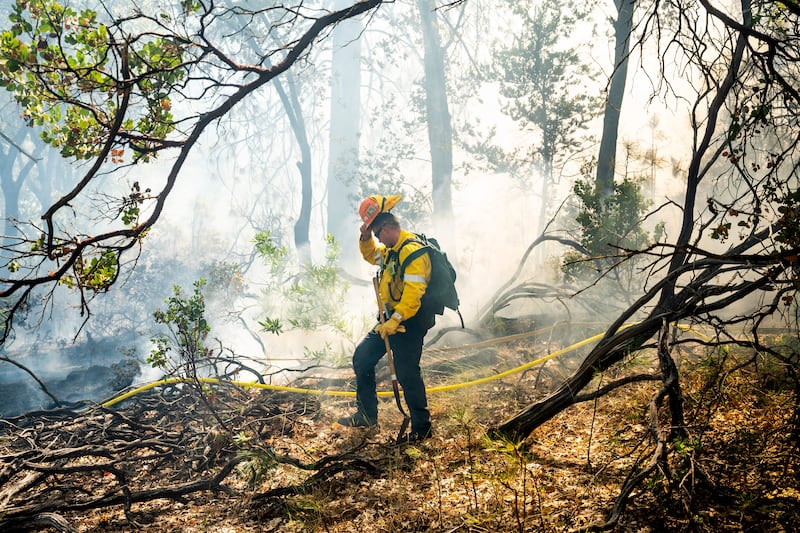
398, 426, 433, 444
337, 413, 377, 428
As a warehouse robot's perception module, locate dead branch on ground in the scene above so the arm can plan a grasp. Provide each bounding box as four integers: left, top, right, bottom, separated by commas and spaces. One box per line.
0, 384, 382, 530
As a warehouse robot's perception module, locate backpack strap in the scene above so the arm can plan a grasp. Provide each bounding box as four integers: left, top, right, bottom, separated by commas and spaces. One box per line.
398, 240, 429, 278
454, 308, 465, 329
397, 234, 432, 270
384, 235, 420, 271
383, 238, 423, 296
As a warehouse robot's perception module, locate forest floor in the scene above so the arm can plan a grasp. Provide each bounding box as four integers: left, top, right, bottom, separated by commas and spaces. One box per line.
6, 327, 800, 532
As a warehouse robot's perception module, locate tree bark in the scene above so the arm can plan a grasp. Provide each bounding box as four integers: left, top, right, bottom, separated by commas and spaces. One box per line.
0, 128, 38, 255
417, 0, 453, 227
493, 318, 661, 440
274, 73, 313, 262
595, 0, 635, 199
326, 3, 362, 268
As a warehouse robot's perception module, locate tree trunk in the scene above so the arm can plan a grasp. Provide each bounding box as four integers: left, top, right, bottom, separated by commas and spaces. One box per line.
658, 12, 749, 305
595, 0, 635, 199
275, 73, 313, 262
0, 129, 38, 259
417, 0, 453, 227
493, 319, 660, 440
495, 2, 752, 443
1, 165, 21, 249
326, 1, 362, 267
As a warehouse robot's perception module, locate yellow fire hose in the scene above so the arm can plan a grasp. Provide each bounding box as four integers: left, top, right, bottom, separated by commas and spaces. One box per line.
100, 323, 648, 409
97, 323, 712, 411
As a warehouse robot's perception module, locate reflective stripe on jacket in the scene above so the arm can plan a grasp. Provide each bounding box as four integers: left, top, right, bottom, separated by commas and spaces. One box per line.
359, 228, 431, 320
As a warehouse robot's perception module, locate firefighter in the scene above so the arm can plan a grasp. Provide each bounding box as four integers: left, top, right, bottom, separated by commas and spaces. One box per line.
337, 195, 435, 443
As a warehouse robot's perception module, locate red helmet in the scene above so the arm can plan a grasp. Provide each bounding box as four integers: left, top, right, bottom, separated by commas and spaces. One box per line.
358, 195, 401, 226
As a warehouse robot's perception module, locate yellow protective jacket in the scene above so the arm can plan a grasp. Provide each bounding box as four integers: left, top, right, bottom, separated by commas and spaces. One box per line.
360, 229, 431, 320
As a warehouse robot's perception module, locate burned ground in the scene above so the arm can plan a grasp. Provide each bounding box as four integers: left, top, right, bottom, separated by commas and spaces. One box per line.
1, 329, 798, 532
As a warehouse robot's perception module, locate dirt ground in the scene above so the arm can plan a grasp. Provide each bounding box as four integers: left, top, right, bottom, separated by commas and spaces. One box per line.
5, 336, 800, 532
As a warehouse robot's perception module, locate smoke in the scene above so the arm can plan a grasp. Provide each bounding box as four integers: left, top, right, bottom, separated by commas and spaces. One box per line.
0, 0, 740, 417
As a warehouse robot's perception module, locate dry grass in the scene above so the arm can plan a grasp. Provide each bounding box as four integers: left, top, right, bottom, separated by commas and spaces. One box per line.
6, 337, 799, 532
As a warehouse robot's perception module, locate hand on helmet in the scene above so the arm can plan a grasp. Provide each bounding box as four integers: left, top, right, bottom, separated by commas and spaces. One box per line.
359, 222, 372, 241
374, 317, 405, 338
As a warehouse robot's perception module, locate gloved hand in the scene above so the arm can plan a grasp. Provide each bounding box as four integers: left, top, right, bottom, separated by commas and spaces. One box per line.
359, 223, 372, 241
374, 317, 406, 338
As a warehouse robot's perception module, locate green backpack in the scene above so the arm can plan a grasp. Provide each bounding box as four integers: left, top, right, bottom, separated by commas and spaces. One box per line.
398, 233, 464, 327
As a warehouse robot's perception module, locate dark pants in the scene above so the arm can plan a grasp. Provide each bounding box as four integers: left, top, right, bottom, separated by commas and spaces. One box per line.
352, 310, 435, 434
